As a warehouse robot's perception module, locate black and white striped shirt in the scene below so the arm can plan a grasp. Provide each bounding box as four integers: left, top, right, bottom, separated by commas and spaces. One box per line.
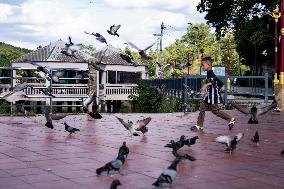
203, 70, 223, 104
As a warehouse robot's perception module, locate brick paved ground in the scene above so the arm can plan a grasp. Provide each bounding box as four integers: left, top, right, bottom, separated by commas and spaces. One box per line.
0, 110, 283, 189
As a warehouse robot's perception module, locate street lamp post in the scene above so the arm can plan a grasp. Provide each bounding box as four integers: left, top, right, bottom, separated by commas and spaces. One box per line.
269, 4, 281, 84
227, 28, 233, 91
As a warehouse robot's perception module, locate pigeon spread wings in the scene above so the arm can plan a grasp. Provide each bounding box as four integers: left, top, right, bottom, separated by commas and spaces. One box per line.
231, 103, 250, 115
257, 102, 277, 116
115, 116, 132, 130
216, 133, 244, 146
135, 117, 152, 131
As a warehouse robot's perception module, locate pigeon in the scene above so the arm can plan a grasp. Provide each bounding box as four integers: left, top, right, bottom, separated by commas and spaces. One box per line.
120, 54, 137, 66
96, 151, 126, 175
171, 140, 196, 161
183, 83, 199, 97
216, 133, 244, 153
251, 131, 259, 145
60, 36, 82, 59
44, 111, 54, 129
3, 91, 28, 102
115, 116, 152, 136
85, 31, 108, 45
107, 24, 121, 37
281, 150, 284, 156
164, 135, 186, 149
50, 70, 64, 83
176, 61, 187, 69
231, 102, 277, 124
152, 158, 181, 187
3, 82, 31, 98
88, 112, 103, 119
13, 104, 28, 116
64, 122, 80, 134
118, 141, 129, 158
82, 93, 97, 113
40, 86, 55, 98
50, 114, 68, 120
127, 41, 155, 60
110, 179, 121, 189
184, 136, 199, 146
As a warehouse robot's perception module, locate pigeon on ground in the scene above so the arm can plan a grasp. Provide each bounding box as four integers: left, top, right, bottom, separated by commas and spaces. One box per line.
127, 41, 155, 60
216, 133, 244, 153
115, 116, 152, 136
118, 141, 129, 158
171, 140, 196, 161
164, 135, 186, 149
64, 122, 80, 134
251, 131, 259, 145
107, 24, 121, 37
110, 179, 121, 189
231, 102, 277, 124
281, 150, 284, 156
96, 151, 127, 175
152, 158, 181, 187
184, 136, 199, 146
84, 31, 108, 45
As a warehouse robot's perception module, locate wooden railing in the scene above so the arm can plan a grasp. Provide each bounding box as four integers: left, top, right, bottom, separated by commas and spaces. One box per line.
99, 84, 138, 100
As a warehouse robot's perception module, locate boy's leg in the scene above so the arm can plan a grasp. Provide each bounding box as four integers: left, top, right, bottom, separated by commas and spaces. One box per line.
191, 101, 208, 131
211, 104, 235, 130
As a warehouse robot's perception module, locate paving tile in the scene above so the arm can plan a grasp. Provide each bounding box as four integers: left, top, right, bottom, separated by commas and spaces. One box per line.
0, 112, 284, 188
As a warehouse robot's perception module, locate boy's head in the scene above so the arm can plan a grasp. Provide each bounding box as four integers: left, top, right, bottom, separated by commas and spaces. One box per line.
201, 57, 213, 71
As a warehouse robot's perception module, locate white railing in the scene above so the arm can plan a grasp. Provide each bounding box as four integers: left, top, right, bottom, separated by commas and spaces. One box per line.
100, 84, 138, 101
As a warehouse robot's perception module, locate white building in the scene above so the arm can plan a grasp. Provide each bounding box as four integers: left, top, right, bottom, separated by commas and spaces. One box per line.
0, 40, 148, 112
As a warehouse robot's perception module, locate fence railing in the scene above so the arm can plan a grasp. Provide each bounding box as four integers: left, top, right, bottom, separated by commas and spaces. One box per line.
143, 73, 271, 105
99, 84, 138, 101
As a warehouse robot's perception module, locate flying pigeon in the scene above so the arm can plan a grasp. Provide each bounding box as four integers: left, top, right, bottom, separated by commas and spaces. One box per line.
127, 41, 155, 60
13, 104, 29, 116
152, 158, 181, 187
44, 111, 54, 129
171, 140, 196, 161
281, 150, 284, 156
216, 133, 244, 153
115, 116, 152, 136
183, 83, 199, 97
120, 54, 138, 66
50, 114, 68, 120
82, 93, 97, 113
251, 131, 259, 145
176, 61, 187, 69
84, 31, 108, 45
110, 179, 121, 189
2, 91, 28, 102
3, 82, 31, 99
96, 151, 127, 175
40, 86, 55, 98
231, 102, 277, 124
118, 141, 129, 158
64, 122, 80, 134
107, 24, 121, 37
61, 36, 82, 58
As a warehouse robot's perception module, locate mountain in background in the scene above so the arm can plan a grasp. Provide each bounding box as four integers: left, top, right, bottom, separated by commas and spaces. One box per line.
0, 42, 31, 67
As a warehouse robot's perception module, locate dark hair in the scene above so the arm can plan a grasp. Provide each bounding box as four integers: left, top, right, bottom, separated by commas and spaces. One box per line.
201, 57, 213, 64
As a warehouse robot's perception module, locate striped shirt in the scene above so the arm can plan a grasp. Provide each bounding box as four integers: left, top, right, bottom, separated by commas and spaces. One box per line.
203, 70, 223, 104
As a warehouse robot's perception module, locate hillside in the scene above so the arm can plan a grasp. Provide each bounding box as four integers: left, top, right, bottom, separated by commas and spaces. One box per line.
0, 42, 31, 67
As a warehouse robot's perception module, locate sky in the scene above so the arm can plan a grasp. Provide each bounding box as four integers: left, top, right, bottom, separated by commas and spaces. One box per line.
0, 0, 207, 51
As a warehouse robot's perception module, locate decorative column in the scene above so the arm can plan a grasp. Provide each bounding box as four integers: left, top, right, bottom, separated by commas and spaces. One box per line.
187, 45, 191, 75
227, 28, 232, 91
269, 4, 281, 84
87, 58, 98, 114
275, 1, 284, 110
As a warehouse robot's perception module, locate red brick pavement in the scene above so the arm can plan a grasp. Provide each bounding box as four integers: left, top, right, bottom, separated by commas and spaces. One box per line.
0, 110, 283, 189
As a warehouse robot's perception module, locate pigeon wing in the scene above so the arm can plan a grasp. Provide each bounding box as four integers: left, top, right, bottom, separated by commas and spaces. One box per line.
215, 135, 231, 146
235, 133, 244, 142
115, 116, 131, 130
143, 42, 155, 51
257, 102, 277, 116
231, 103, 250, 115
135, 117, 152, 131
127, 41, 141, 51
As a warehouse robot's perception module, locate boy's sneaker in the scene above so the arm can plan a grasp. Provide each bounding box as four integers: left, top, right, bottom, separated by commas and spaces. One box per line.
228, 118, 235, 130
190, 125, 203, 132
